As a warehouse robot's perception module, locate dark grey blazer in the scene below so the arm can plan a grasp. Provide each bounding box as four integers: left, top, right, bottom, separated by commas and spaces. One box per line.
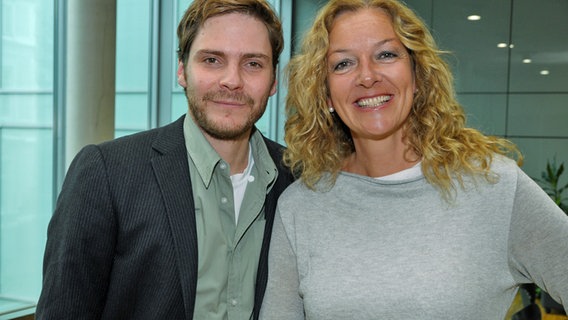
36, 115, 294, 319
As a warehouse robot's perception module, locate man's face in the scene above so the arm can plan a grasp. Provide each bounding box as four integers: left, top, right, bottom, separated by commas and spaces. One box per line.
177, 12, 277, 141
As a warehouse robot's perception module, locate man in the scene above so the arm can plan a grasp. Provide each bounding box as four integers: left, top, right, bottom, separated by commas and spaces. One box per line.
36, 0, 293, 319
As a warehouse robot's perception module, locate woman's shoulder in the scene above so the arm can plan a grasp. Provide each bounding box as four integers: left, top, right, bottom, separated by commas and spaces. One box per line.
490, 154, 519, 172
279, 179, 318, 201
277, 175, 339, 210
485, 154, 533, 190
488, 154, 528, 182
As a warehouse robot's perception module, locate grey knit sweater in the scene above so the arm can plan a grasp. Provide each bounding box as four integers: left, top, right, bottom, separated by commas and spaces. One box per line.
260, 156, 568, 319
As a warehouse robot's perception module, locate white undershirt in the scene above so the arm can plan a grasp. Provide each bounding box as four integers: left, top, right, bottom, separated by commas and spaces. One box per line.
375, 161, 422, 181
230, 143, 254, 224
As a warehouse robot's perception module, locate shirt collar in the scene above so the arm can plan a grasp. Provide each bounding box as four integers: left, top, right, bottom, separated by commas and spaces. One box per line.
183, 113, 277, 188
183, 114, 222, 187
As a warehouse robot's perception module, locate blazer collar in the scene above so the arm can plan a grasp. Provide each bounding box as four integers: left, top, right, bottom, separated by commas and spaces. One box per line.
151, 115, 198, 319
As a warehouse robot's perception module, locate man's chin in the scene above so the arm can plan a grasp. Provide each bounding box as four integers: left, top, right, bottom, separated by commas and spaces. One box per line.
201, 123, 253, 141
189, 106, 260, 141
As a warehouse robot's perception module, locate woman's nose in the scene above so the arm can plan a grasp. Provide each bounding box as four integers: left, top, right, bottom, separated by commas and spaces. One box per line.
357, 61, 382, 88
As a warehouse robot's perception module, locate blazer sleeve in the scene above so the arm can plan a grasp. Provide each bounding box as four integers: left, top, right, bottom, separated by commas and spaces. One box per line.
36, 144, 117, 319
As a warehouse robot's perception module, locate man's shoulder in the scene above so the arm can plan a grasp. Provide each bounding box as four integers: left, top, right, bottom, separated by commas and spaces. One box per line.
99, 116, 185, 152
254, 133, 295, 186
258, 135, 285, 161
260, 135, 284, 150
67, 117, 187, 171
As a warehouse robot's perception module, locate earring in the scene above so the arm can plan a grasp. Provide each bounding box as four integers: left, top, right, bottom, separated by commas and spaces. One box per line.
329, 107, 335, 113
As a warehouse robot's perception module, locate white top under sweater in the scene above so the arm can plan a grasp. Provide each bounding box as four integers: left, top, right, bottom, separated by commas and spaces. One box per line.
260, 156, 568, 319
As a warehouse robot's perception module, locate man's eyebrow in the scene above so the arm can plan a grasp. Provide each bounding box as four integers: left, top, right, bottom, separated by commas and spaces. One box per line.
242, 53, 270, 61
194, 49, 224, 57
195, 49, 270, 61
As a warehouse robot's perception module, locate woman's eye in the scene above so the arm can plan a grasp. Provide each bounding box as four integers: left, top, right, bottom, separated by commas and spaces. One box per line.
333, 60, 353, 71
377, 51, 398, 60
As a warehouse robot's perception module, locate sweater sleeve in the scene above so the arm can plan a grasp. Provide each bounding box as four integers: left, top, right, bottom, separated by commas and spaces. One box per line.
259, 206, 305, 320
508, 166, 568, 310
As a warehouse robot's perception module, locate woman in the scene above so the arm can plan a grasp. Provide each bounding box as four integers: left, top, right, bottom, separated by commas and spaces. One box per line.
260, 0, 568, 319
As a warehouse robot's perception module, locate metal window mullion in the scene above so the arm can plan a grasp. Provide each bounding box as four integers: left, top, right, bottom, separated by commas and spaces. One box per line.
53, 0, 67, 202
158, 0, 175, 126
272, 0, 292, 144
147, 0, 160, 129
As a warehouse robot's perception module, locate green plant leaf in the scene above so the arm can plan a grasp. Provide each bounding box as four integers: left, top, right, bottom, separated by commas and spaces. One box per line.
538, 158, 568, 215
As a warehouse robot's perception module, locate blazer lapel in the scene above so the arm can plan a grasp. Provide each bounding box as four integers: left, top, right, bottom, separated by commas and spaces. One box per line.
151, 116, 198, 319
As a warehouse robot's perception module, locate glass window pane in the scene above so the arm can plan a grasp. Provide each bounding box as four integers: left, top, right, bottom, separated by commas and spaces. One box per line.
1, 128, 53, 299
172, 0, 193, 121
115, 93, 150, 133
1, 0, 53, 90
430, 0, 511, 93
0, 0, 54, 314
115, 0, 151, 135
509, 0, 568, 92
0, 93, 53, 126
172, 91, 187, 119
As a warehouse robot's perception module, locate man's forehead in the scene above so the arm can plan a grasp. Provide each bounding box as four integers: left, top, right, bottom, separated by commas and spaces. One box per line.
191, 13, 273, 60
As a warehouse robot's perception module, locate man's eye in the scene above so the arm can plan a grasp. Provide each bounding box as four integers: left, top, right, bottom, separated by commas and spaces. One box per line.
204, 57, 218, 64
248, 61, 263, 68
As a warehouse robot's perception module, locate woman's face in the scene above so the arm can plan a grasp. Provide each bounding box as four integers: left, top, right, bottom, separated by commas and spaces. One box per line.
326, 8, 415, 145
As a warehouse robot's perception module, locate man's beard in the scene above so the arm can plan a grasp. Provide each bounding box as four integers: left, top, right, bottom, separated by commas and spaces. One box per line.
185, 87, 268, 141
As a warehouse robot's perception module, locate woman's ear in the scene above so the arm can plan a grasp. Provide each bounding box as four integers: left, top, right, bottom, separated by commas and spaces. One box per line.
327, 98, 335, 113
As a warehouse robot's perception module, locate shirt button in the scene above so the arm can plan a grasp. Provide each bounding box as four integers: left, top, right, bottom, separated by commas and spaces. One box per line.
231, 299, 238, 306
248, 175, 255, 182
221, 197, 228, 204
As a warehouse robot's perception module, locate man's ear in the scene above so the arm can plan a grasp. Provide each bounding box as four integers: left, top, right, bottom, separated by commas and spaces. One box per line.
269, 78, 277, 97
177, 60, 187, 88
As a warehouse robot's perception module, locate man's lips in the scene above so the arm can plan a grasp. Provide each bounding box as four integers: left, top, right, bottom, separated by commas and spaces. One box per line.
204, 92, 254, 107
211, 100, 245, 106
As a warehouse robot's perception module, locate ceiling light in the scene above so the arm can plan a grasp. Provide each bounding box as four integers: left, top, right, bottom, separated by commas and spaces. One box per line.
540, 70, 550, 75
467, 15, 481, 21
496, 43, 514, 49
522, 59, 532, 64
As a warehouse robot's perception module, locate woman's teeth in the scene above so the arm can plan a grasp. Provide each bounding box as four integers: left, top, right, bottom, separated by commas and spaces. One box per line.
357, 95, 392, 108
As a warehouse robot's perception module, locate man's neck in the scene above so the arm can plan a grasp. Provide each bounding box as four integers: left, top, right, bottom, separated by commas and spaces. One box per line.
205, 133, 251, 175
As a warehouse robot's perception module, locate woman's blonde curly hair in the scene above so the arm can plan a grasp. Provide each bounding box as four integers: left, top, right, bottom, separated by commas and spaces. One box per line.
283, 0, 522, 199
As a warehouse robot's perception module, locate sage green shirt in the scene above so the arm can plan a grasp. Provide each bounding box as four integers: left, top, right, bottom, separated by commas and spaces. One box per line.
183, 115, 277, 320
